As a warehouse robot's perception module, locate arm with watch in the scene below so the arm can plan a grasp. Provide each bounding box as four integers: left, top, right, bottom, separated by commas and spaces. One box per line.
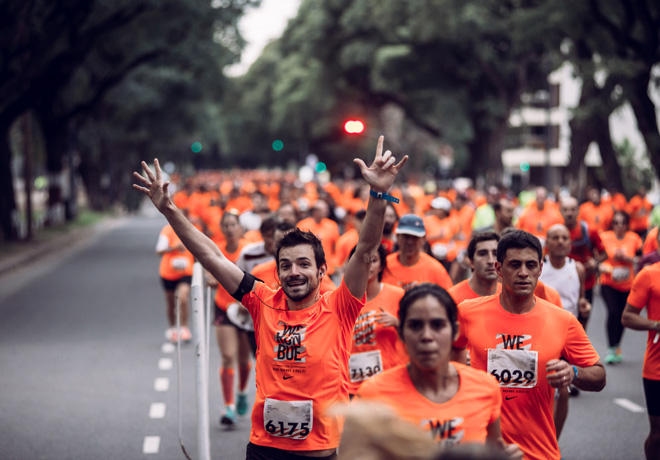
622, 302, 660, 339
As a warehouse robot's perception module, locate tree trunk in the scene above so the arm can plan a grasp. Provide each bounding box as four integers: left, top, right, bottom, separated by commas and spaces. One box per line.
41, 119, 69, 226
627, 73, 660, 183
0, 120, 19, 241
594, 116, 625, 192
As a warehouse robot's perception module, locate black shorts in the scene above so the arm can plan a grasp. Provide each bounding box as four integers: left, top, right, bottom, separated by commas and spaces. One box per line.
246, 443, 336, 460
160, 276, 192, 292
213, 303, 235, 327
643, 378, 660, 417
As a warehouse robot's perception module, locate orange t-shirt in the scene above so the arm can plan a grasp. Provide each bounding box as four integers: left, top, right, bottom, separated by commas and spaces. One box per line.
516, 204, 563, 243
297, 217, 340, 273
157, 225, 194, 280
334, 228, 359, 270
382, 252, 453, 291
454, 295, 600, 460
579, 202, 613, 234
213, 239, 249, 310
626, 263, 660, 380
348, 283, 407, 394
251, 260, 337, 293
241, 281, 364, 451
534, 281, 563, 308
599, 231, 643, 291
627, 195, 653, 233
448, 279, 501, 305
357, 363, 501, 447
643, 227, 659, 255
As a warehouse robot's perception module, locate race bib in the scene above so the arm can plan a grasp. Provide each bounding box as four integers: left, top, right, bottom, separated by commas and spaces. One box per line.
349, 350, 383, 383
612, 267, 630, 282
263, 398, 313, 440
487, 349, 538, 389
171, 257, 189, 271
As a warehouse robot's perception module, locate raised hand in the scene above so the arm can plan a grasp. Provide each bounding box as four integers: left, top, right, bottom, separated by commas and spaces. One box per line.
132, 159, 171, 213
353, 136, 408, 193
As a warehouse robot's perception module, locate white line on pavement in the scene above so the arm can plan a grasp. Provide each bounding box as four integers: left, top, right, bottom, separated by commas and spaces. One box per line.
161, 342, 175, 353
158, 358, 173, 370
614, 398, 645, 413
155, 377, 170, 391
149, 402, 166, 419
143, 436, 160, 454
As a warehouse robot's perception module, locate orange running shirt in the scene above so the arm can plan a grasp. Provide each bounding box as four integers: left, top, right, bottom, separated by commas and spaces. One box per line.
643, 227, 659, 255
453, 295, 600, 460
382, 252, 453, 290
579, 202, 613, 234
213, 239, 249, 310
534, 281, 563, 308
599, 231, 643, 292
516, 205, 563, 243
357, 363, 501, 447
448, 279, 502, 305
296, 217, 340, 273
348, 283, 407, 394
626, 263, 660, 380
241, 281, 364, 451
157, 225, 194, 280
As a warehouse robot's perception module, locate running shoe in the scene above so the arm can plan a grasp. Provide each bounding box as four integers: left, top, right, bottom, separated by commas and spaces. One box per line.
605, 347, 620, 364
237, 392, 248, 416
165, 327, 178, 344
220, 405, 237, 427
179, 326, 192, 342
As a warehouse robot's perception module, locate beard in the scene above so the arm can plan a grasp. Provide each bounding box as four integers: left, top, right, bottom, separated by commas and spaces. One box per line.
383, 221, 395, 235
282, 276, 319, 302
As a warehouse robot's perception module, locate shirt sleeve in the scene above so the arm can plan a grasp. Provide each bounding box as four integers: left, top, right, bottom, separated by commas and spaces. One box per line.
627, 269, 651, 310
453, 305, 469, 350
562, 313, 600, 367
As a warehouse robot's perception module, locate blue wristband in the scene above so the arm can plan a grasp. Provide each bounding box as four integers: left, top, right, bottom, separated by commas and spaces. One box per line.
370, 190, 400, 203
572, 365, 578, 383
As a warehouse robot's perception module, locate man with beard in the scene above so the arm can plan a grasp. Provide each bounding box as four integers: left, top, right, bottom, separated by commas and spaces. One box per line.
381, 202, 398, 253
133, 136, 407, 460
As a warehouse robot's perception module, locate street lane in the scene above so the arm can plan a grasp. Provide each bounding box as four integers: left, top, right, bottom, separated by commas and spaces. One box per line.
0, 211, 651, 459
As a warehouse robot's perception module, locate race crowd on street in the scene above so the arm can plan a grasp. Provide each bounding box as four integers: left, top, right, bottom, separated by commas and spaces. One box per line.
134, 139, 660, 460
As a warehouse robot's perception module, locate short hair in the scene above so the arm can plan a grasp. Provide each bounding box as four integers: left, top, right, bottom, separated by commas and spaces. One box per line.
276, 221, 296, 233
398, 283, 458, 338
467, 231, 500, 261
259, 214, 281, 236
612, 210, 630, 228
220, 209, 240, 225
276, 228, 326, 269
348, 244, 388, 281
496, 229, 542, 263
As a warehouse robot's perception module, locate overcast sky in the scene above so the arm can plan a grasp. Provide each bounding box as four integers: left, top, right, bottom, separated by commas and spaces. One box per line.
225, 0, 302, 77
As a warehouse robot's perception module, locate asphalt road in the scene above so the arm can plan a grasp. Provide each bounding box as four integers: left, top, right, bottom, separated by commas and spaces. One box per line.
0, 211, 651, 460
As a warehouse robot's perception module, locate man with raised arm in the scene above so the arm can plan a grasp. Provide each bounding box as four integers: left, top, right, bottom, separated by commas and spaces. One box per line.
133, 136, 407, 460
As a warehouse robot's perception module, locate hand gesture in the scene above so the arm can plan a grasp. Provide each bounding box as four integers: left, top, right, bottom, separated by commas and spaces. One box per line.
132, 159, 171, 213
353, 136, 408, 194
375, 309, 399, 328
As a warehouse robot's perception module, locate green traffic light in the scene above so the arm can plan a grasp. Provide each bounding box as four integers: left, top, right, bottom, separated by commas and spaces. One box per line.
272, 140, 284, 151
520, 161, 530, 172
315, 162, 327, 173
191, 142, 202, 153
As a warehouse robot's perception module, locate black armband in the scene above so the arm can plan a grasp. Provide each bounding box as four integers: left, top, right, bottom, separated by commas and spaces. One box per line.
232, 271, 258, 301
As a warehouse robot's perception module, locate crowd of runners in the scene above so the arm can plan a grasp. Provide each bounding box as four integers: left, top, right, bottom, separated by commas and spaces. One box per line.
135, 137, 660, 460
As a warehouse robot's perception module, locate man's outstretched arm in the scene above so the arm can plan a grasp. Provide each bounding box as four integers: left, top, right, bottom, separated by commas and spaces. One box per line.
133, 160, 245, 295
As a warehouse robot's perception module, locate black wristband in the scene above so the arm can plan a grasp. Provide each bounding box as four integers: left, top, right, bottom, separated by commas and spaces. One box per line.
370, 190, 400, 203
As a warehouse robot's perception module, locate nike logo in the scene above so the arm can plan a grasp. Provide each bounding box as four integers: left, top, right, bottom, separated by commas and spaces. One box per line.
505, 396, 517, 400
283, 375, 293, 380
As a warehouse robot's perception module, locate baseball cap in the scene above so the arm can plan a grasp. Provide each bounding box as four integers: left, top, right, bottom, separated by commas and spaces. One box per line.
431, 197, 452, 212
395, 214, 426, 237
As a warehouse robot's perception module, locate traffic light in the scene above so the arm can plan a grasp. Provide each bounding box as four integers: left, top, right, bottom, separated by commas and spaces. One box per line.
343, 119, 365, 134
272, 140, 284, 151
191, 142, 202, 153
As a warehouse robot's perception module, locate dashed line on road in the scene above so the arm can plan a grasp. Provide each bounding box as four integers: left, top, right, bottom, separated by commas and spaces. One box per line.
158, 358, 173, 370
149, 403, 166, 419
143, 436, 160, 454
161, 343, 175, 354
614, 398, 645, 413
155, 377, 169, 391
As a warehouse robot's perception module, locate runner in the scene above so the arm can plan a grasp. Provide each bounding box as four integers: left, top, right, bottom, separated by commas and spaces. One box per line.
347, 244, 407, 396
357, 284, 521, 458
448, 231, 501, 304
599, 211, 643, 364
133, 136, 407, 459
381, 214, 453, 291
516, 187, 563, 247
451, 230, 605, 460
156, 223, 193, 343
622, 263, 660, 460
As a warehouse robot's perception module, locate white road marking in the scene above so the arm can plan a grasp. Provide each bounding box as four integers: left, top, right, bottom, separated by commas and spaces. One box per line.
143, 436, 160, 454
158, 358, 173, 370
149, 402, 166, 419
614, 398, 645, 413
161, 343, 175, 353
155, 377, 170, 391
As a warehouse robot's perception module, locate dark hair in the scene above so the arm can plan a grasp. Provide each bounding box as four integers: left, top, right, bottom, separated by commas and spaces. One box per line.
260, 214, 281, 236
348, 244, 388, 281
611, 210, 630, 229
220, 209, 240, 225
276, 221, 296, 233
276, 228, 326, 269
467, 231, 500, 261
398, 283, 458, 338
496, 230, 542, 263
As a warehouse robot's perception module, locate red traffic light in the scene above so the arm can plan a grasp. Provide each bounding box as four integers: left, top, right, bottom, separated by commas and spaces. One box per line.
344, 119, 365, 134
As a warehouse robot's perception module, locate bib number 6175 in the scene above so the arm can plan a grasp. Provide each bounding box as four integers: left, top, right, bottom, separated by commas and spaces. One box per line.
263, 398, 313, 440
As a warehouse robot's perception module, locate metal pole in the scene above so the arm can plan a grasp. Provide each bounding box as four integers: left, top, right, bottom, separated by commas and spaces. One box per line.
191, 262, 211, 460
